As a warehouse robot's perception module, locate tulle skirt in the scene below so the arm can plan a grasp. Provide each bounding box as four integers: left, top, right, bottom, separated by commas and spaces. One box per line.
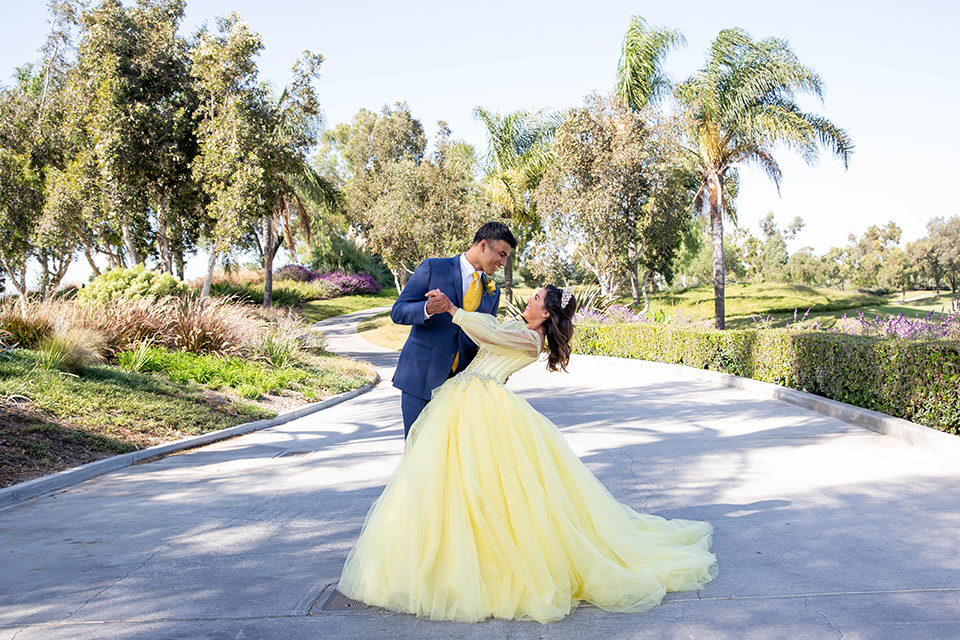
338, 375, 717, 623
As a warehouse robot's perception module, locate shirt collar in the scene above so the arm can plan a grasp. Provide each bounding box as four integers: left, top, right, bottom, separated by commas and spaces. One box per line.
459, 253, 479, 278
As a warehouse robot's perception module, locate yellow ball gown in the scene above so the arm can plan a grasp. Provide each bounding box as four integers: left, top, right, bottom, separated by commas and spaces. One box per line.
339, 309, 717, 624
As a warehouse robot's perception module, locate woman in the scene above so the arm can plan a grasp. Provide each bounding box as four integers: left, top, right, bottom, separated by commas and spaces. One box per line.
339, 285, 717, 623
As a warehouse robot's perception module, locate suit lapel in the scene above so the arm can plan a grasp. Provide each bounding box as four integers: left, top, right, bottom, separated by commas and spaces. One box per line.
451, 255, 464, 309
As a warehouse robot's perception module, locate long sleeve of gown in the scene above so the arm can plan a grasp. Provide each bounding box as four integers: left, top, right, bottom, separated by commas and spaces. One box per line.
453, 309, 541, 357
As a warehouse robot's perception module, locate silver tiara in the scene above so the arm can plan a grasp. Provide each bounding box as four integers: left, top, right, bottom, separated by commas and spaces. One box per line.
560, 286, 574, 308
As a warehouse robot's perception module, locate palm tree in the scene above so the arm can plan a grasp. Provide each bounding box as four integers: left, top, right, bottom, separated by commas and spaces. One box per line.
677, 28, 853, 329
616, 16, 685, 111
260, 54, 340, 307
473, 107, 557, 302
615, 15, 685, 304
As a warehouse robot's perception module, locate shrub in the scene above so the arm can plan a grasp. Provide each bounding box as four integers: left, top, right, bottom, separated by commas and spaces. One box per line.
574, 322, 960, 435
77, 265, 190, 305
315, 270, 382, 295
274, 264, 314, 282
117, 339, 155, 373
310, 234, 393, 286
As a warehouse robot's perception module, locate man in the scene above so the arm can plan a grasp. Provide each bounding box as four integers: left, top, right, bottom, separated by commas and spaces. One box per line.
391, 221, 518, 437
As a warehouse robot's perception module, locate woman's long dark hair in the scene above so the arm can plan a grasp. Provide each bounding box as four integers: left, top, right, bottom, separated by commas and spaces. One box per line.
542, 284, 577, 372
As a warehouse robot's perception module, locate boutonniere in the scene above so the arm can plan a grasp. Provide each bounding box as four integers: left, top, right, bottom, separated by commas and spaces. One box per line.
484, 277, 497, 295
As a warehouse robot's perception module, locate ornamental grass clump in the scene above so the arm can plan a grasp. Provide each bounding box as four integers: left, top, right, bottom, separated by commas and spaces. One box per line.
36, 327, 106, 374
71, 297, 168, 356
165, 296, 261, 357
0, 299, 56, 348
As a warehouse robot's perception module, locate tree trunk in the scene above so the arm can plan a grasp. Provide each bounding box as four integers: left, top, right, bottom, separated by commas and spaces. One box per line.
78, 235, 102, 278
0, 256, 29, 317
156, 194, 172, 274
640, 269, 652, 316
393, 269, 408, 293
627, 208, 640, 305
262, 214, 274, 308
201, 248, 218, 300
120, 213, 140, 267
709, 178, 726, 330
504, 255, 514, 304
175, 248, 185, 281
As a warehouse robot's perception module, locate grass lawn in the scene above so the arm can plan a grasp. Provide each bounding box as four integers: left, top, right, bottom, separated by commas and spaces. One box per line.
643, 282, 882, 319
722, 289, 958, 329
357, 312, 409, 351
301, 288, 399, 323
0, 346, 375, 488
622, 282, 957, 330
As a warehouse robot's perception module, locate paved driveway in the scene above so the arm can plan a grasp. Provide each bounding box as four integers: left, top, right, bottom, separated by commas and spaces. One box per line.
1, 308, 958, 639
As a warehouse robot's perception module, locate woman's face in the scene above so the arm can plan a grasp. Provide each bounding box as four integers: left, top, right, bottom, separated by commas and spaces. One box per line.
523, 288, 550, 325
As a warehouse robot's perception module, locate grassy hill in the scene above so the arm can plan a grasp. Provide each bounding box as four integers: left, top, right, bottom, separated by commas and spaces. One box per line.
640, 283, 958, 329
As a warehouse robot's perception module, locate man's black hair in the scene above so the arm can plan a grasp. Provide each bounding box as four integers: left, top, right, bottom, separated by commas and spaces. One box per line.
472, 221, 518, 249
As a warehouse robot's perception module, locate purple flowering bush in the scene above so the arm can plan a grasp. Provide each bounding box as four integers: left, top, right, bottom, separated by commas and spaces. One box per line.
273, 265, 382, 296
315, 270, 382, 296
834, 301, 960, 340
274, 264, 315, 282
576, 305, 711, 328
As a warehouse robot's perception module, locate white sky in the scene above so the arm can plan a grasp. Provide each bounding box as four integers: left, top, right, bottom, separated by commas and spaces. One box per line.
2, 0, 957, 279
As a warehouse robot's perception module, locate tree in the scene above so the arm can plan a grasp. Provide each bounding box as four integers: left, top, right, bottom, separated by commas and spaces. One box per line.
0, 149, 43, 311
907, 237, 944, 295
879, 246, 913, 301
615, 15, 686, 303
62, 0, 196, 268
929, 216, 960, 293
677, 28, 853, 328
616, 16, 685, 112
330, 105, 488, 290
845, 222, 902, 290
255, 50, 336, 307
535, 94, 692, 299
474, 107, 557, 301
190, 14, 271, 299
754, 212, 804, 282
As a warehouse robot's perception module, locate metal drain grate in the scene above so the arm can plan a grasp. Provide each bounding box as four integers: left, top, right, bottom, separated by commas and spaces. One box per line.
320, 588, 373, 611
274, 450, 312, 458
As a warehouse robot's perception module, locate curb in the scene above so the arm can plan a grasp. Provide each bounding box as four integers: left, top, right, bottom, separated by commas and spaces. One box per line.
0, 374, 381, 511
630, 358, 960, 457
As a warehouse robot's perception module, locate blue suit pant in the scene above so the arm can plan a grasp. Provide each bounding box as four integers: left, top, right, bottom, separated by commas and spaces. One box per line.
401, 392, 430, 439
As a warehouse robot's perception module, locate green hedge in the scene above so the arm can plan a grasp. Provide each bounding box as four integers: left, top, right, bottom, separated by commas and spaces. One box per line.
574, 322, 960, 435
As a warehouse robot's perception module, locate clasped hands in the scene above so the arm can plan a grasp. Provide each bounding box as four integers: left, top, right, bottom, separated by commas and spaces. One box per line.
425, 289, 458, 316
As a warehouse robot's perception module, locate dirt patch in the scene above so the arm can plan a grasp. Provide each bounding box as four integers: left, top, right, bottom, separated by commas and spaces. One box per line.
0, 400, 123, 488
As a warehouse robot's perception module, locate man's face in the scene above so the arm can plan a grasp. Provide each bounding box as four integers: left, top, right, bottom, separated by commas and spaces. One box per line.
478, 239, 512, 275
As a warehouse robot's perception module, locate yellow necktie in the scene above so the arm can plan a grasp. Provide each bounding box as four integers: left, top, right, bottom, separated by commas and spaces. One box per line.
453, 272, 482, 371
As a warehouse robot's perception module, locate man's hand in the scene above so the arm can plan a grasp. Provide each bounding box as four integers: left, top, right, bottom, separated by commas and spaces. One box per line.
425, 289, 451, 315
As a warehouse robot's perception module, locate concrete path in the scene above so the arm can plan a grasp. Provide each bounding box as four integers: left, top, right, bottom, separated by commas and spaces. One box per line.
1, 308, 959, 640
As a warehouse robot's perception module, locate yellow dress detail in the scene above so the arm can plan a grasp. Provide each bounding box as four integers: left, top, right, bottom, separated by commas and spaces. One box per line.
338, 309, 717, 624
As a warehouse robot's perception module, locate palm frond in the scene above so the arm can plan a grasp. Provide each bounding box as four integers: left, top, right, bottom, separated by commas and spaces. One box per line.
616, 15, 686, 111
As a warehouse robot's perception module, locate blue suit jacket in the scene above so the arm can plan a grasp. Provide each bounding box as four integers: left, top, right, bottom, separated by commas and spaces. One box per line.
391, 256, 500, 400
